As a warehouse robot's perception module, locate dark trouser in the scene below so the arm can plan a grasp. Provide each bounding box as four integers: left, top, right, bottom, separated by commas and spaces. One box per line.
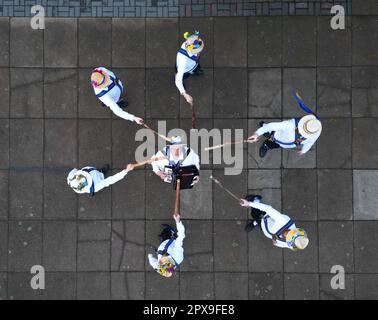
250, 208, 265, 226
264, 138, 281, 149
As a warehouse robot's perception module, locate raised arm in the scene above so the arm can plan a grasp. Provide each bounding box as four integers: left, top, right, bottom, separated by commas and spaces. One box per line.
255, 121, 291, 137
95, 169, 128, 192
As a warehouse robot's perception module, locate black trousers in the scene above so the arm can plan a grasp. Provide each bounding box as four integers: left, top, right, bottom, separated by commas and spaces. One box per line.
250, 208, 266, 225
264, 138, 281, 150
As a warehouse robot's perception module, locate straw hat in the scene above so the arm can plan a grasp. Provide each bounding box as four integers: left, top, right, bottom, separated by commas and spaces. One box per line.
67, 169, 92, 193
169, 136, 186, 146
184, 31, 204, 55
157, 256, 176, 278
90, 68, 111, 89
286, 228, 309, 251
298, 115, 322, 139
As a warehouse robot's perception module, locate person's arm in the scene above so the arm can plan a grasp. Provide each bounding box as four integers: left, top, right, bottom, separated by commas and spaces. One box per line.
174, 218, 185, 248
148, 254, 158, 270
272, 239, 290, 249
175, 69, 186, 95
248, 201, 283, 221
255, 121, 290, 137
299, 133, 320, 154
151, 151, 165, 173
95, 169, 128, 192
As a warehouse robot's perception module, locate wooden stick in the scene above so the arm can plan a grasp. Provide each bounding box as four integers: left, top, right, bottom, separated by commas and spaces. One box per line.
142, 123, 172, 142
210, 175, 240, 202
129, 156, 166, 169
188, 102, 196, 130
204, 139, 251, 151
174, 179, 181, 216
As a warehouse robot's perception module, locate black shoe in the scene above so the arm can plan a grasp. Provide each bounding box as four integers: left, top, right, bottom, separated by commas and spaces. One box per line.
100, 102, 107, 108
193, 68, 204, 76
259, 121, 265, 127
99, 164, 110, 176
117, 99, 129, 109
259, 143, 269, 158
244, 194, 262, 202
245, 220, 258, 232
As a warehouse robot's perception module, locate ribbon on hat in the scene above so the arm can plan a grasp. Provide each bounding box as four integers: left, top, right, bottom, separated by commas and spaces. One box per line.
293, 90, 320, 120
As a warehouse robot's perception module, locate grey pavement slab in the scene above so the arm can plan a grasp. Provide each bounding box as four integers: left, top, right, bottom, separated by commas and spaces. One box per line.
111, 272, 145, 300
282, 147, 316, 169
214, 273, 248, 300
352, 0, 378, 15
77, 272, 110, 300
180, 272, 214, 300
319, 273, 354, 300
145, 271, 179, 300
41, 272, 76, 300
354, 222, 378, 273
355, 274, 378, 300
353, 118, 378, 169
249, 272, 283, 300
0, 222, 7, 272
0, 273, 6, 300
8, 272, 42, 300
352, 67, 378, 117
352, 16, 378, 66
354, 170, 378, 220
0, 18, 9, 67
284, 273, 319, 300
0, 171, 8, 220
0, 68, 9, 117
0, 120, 9, 169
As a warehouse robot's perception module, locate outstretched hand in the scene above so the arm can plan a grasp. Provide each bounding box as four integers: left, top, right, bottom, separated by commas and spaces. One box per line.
239, 199, 250, 207
134, 117, 144, 125
126, 163, 134, 173
173, 214, 181, 224
182, 92, 193, 105
247, 134, 259, 143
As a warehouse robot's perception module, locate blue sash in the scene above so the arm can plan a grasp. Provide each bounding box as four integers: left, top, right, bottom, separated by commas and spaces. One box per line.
263, 216, 294, 242
157, 238, 179, 267
272, 118, 306, 146
96, 76, 123, 98
178, 48, 198, 63
82, 167, 96, 196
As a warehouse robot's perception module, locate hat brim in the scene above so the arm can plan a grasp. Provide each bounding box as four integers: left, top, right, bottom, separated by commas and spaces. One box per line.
186, 40, 204, 54
69, 170, 93, 193
92, 71, 111, 89
297, 115, 322, 139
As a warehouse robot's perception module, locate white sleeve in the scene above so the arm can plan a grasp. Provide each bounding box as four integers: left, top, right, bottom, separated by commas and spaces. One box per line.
191, 150, 200, 171
103, 98, 135, 122
273, 240, 290, 249
248, 201, 284, 222
151, 150, 166, 173
255, 121, 290, 137
148, 254, 158, 270
175, 69, 186, 94
95, 170, 128, 192
174, 221, 185, 248
300, 133, 320, 154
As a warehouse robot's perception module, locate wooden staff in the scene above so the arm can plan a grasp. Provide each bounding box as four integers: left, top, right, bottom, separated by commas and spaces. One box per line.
210, 175, 240, 202
174, 179, 181, 216
129, 156, 166, 170
142, 122, 172, 142
204, 139, 252, 151
188, 102, 196, 130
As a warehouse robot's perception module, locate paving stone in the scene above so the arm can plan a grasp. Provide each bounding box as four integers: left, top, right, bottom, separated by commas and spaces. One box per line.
317, 118, 351, 169
355, 274, 378, 299
248, 68, 281, 118
283, 68, 316, 118
249, 227, 283, 272
248, 169, 281, 189
352, 17, 378, 66
317, 67, 351, 117
317, 17, 351, 67
44, 169, 77, 220
282, 169, 317, 221
0, 18, 9, 67
180, 272, 214, 300
248, 17, 282, 67
112, 169, 145, 220
145, 271, 179, 300
45, 120, 77, 168
7, 272, 42, 300
146, 18, 178, 67
318, 169, 353, 220
112, 19, 145, 67
10, 18, 43, 67
181, 170, 212, 220
0, 120, 9, 169
112, 68, 146, 119
353, 118, 378, 169
355, 222, 378, 273
284, 273, 319, 300
283, 221, 318, 272
78, 18, 111, 67
41, 272, 76, 300
214, 17, 247, 67
44, 69, 78, 118
111, 272, 145, 300
354, 170, 378, 220
282, 17, 316, 67
179, 68, 213, 119
214, 220, 248, 272
78, 68, 111, 119
77, 272, 110, 300
213, 169, 247, 220
78, 119, 111, 166
0, 68, 9, 117
320, 273, 354, 300
45, 18, 77, 67
10, 68, 43, 118
9, 170, 43, 219
352, 67, 378, 117
247, 188, 281, 213
179, 18, 213, 68
0, 273, 6, 300
146, 68, 179, 119
249, 272, 283, 300
43, 221, 77, 272
180, 220, 213, 272
111, 220, 145, 271
352, 0, 378, 15
8, 221, 42, 271
0, 222, 7, 272
319, 222, 353, 273
0, 171, 8, 220
10, 119, 43, 167
78, 221, 111, 271
282, 147, 316, 169
248, 119, 282, 169
214, 273, 248, 300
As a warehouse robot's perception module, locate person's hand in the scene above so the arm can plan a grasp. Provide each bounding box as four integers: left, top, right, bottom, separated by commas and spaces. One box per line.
297, 150, 304, 156
182, 92, 193, 105
239, 199, 250, 207
156, 170, 167, 181
173, 214, 181, 224
193, 176, 200, 184
134, 116, 144, 125
247, 134, 259, 143
125, 164, 134, 173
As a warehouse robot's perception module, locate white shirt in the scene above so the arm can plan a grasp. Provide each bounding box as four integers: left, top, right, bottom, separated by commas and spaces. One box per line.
93, 67, 135, 122
175, 42, 200, 94
249, 201, 296, 249
77, 166, 128, 194
255, 119, 320, 154
148, 221, 185, 270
